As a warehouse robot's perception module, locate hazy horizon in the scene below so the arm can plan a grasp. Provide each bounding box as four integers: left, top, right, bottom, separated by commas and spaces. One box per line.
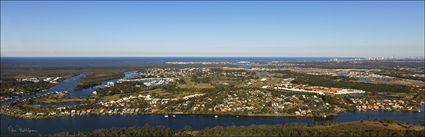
1, 1, 424, 57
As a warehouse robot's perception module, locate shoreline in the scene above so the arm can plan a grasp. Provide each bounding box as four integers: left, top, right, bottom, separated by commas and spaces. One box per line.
1, 109, 422, 120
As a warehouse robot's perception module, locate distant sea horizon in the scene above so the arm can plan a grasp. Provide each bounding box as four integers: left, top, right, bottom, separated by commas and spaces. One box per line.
1, 56, 424, 68
1, 56, 363, 68
2, 56, 424, 69
0, 56, 365, 58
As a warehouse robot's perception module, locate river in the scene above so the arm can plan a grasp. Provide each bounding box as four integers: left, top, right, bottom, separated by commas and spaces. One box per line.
0, 74, 86, 106
0, 71, 137, 106
1, 107, 424, 136
67, 71, 138, 97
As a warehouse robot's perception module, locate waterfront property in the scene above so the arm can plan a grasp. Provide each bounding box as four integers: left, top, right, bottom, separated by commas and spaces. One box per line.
1, 106, 425, 136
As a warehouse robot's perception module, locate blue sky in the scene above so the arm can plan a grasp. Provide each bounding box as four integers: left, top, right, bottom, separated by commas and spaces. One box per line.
1, 1, 424, 57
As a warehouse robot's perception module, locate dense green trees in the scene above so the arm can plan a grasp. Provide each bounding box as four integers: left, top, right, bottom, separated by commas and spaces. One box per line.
95, 81, 146, 96
0, 79, 54, 98
191, 72, 212, 83
292, 76, 411, 93
275, 70, 412, 93
75, 73, 124, 90
377, 69, 425, 81
48, 121, 425, 137
196, 121, 425, 137
49, 125, 175, 137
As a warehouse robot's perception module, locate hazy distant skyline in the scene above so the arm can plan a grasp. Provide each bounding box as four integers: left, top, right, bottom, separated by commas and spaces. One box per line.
1, 1, 424, 57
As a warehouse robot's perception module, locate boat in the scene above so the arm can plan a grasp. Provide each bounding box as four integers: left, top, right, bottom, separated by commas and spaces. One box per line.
172, 115, 176, 117
214, 115, 218, 118
164, 115, 169, 118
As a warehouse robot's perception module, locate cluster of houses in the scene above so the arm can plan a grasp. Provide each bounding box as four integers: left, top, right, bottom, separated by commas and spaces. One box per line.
176, 90, 335, 117
137, 68, 212, 78
20, 107, 143, 118
98, 93, 206, 110
95, 69, 183, 89
99, 95, 152, 108
166, 61, 230, 65
264, 78, 365, 95
8, 102, 147, 118
221, 71, 248, 77
248, 68, 279, 71
117, 78, 173, 87
98, 108, 141, 115
3, 64, 422, 119
348, 98, 420, 112
16, 77, 61, 84
2, 105, 85, 118
91, 88, 336, 117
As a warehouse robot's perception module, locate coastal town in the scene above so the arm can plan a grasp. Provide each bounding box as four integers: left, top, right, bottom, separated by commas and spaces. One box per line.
2, 1, 425, 136
1, 60, 423, 119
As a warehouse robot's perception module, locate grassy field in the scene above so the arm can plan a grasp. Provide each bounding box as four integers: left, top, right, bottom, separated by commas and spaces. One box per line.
177, 82, 214, 89
100, 94, 122, 101
33, 92, 84, 103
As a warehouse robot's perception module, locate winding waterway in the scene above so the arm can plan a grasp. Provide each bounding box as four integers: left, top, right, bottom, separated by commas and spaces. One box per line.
0, 71, 137, 106
1, 71, 424, 136
0, 74, 86, 106
67, 71, 138, 97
